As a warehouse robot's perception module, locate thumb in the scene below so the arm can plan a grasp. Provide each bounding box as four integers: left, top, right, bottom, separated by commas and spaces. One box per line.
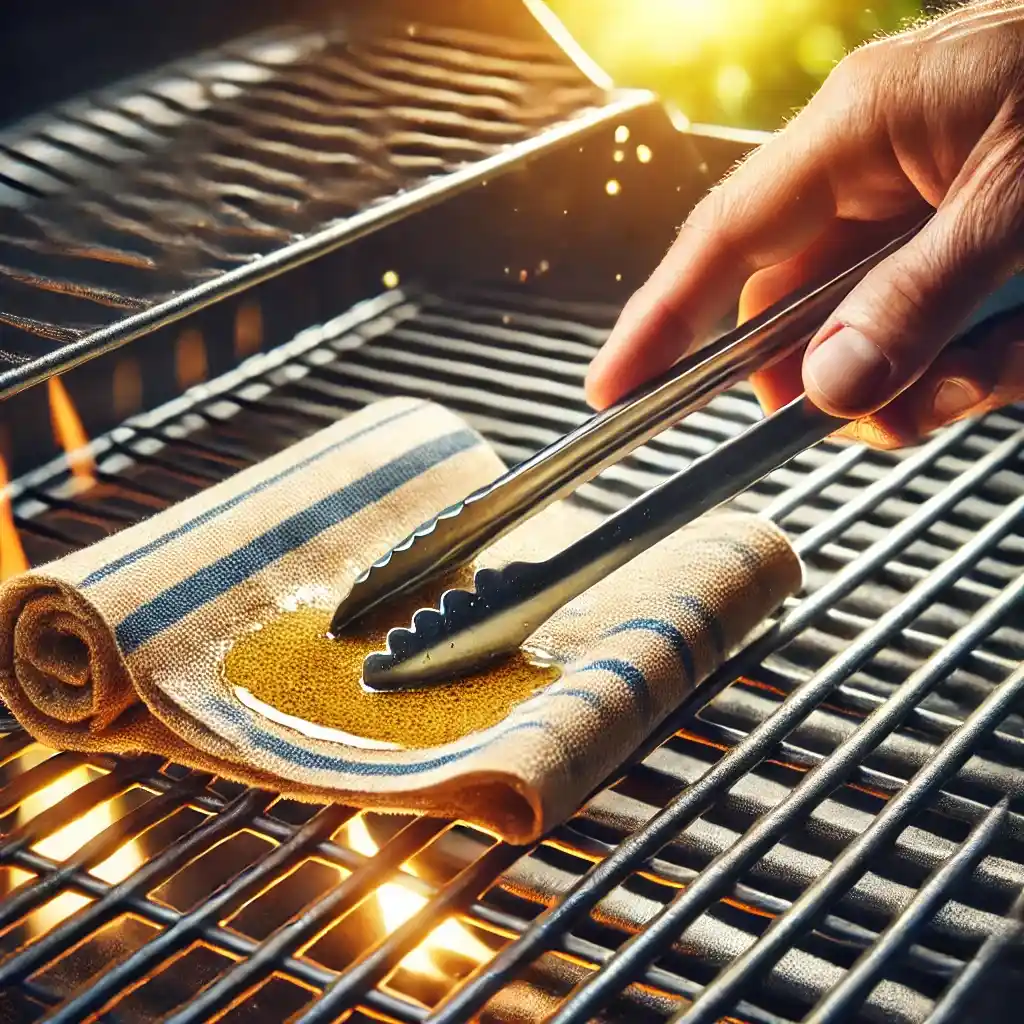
802, 126, 1024, 419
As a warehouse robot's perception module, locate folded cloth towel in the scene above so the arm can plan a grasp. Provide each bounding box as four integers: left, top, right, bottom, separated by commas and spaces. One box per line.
0, 397, 801, 843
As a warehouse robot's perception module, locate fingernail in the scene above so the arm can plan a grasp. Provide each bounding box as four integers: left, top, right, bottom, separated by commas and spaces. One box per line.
804, 326, 891, 414
932, 378, 978, 423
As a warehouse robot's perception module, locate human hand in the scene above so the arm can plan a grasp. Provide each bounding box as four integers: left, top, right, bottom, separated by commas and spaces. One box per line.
586, 0, 1024, 448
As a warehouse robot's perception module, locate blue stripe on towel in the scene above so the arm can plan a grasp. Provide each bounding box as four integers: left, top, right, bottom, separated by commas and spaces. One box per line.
81, 402, 425, 589
115, 428, 481, 654
602, 618, 695, 682
575, 658, 650, 715
555, 687, 603, 710
675, 594, 725, 657
209, 694, 551, 775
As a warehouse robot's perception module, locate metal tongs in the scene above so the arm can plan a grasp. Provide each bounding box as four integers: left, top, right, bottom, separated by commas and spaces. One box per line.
332, 218, 1022, 691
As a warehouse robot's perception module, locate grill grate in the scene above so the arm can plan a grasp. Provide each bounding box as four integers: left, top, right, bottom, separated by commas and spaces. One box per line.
1, 286, 1022, 1022
0, 17, 614, 394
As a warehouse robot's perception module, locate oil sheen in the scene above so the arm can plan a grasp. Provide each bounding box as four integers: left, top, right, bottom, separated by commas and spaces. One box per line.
223, 578, 560, 749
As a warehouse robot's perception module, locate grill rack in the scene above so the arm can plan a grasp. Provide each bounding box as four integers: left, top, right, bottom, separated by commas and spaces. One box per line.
0, 12, 630, 398
2, 286, 1023, 1022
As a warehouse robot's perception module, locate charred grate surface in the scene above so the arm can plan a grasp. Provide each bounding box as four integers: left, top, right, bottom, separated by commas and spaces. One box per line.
1, 287, 1023, 1023
0, 20, 605, 377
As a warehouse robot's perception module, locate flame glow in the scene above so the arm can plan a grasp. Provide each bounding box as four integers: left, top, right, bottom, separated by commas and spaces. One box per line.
0, 451, 28, 581
48, 377, 95, 483
234, 302, 264, 359
345, 816, 492, 980
564, 0, 776, 68
13, 763, 144, 937
547, 0, 881, 127
112, 357, 143, 418
175, 328, 209, 390
522, 0, 615, 90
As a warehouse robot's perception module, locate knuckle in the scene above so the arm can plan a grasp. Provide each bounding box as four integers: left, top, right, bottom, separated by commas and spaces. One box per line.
826, 42, 881, 95
863, 258, 933, 329
682, 188, 740, 257
945, 203, 989, 265
684, 190, 723, 237
954, 130, 1024, 265
1004, 134, 1024, 255
817, 40, 897, 130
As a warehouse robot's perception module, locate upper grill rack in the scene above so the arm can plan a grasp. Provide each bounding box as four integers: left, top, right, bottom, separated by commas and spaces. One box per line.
0, 15, 616, 395
2, 286, 1023, 1023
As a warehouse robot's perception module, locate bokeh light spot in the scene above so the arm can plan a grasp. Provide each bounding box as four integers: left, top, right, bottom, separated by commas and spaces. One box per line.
715, 64, 752, 112
797, 23, 846, 76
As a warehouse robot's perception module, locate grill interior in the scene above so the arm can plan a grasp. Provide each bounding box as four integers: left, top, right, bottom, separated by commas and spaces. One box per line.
0, 22, 601, 355
3, 283, 1023, 1023
1, 2, 1023, 1021
0, 0, 623, 406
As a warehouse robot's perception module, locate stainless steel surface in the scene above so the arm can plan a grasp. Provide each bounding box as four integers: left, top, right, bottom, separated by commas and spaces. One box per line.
362, 395, 842, 689
331, 220, 929, 635
0, 15, 629, 400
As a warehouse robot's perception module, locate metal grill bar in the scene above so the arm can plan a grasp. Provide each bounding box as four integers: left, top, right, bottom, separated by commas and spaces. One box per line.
0, 758, 174, 926
39, 804, 355, 1023
927, 890, 1024, 1024
679, 664, 1024, 1024
162, 815, 450, 1024
8, 793, 439, 1023
293, 842, 526, 1024
0, 788, 269, 989
2, 286, 1021, 1022
431, 527, 1024, 1021
679, 693, 1024, 844
0, 18, 635, 397
539, 534, 1024, 1023
559, 805, 971, 979
806, 800, 1008, 1024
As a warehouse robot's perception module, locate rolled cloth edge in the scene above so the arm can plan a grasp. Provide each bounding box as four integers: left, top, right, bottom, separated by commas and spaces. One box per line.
0, 573, 552, 835
0, 572, 548, 835
0, 515, 801, 844
0, 395, 804, 843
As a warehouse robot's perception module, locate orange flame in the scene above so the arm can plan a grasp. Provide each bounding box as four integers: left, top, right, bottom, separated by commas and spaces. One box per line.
234, 302, 264, 359
345, 816, 492, 980
0, 448, 28, 581
11, 760, 144, 937
48, 377, 95, 483
175, 328, 208, 390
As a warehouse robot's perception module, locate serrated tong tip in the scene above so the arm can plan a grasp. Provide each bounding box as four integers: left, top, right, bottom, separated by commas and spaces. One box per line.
330, 497, 471, 635
360, 567, 525, 691
359, 395, 844, 690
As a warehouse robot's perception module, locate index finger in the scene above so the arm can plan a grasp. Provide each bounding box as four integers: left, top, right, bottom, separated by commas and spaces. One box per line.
585, 107, 840, 409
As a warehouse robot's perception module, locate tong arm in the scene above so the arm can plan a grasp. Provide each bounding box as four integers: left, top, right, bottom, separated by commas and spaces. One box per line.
331, 220, 930, 634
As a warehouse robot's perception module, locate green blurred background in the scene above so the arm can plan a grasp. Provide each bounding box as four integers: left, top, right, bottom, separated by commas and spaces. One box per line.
546, 0, 930, 130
